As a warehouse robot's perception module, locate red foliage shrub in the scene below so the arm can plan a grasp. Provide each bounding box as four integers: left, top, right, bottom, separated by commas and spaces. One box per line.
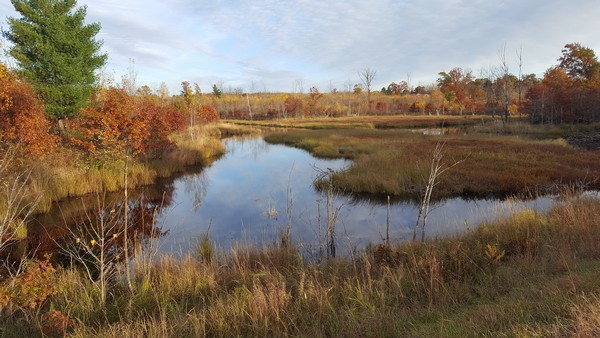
284, 96, 303, 116
135, 98, 185, 154
198, 104, 219, 123
0, 258, 57, 311
0, 64, 58, 156
71, 87, 186, 159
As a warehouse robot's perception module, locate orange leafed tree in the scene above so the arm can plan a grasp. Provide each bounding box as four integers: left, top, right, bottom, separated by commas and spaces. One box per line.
71, 87, 185, 159
0, 64, 57, 156
71, 87, 136, 158
198, 104, 219, 123
135, 97, 185, 155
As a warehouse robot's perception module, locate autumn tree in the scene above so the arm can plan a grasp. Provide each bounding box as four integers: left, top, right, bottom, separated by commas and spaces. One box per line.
4, 0, 107, 123
135, 97, 185, 155
437, 68, 473, 114
181, 81, 196, 129
525, 43, 600, 123
157, 82, 170, 106
70, 87, 183, 160
558, 43, 600, 81
307, 86, 324, 116
386, 81, 409, 95
0, 63, 57, 156
284, 95, 303, 118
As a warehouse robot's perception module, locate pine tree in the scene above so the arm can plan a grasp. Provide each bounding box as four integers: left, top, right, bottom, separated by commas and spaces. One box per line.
3, 0, 107, 122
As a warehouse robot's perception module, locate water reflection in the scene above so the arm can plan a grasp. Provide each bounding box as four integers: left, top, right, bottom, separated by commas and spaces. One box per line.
157, 136, 555, 256
27, 184, 173, 264
29, 135, 558, 259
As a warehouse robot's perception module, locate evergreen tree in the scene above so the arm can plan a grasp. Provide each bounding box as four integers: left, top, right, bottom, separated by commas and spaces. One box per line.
3, 0, 107, 121
212, 84, 222, 98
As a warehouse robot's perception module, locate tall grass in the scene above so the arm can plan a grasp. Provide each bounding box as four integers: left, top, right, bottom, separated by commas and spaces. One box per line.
3, 194, 600, 336
265, 127, 600, 199
229, 114, 488, 130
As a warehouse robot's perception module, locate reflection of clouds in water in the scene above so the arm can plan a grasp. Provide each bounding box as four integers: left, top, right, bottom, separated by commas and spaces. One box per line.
160, 137, 350, 254
158, 136, 557, 256
180, 171, 209, 211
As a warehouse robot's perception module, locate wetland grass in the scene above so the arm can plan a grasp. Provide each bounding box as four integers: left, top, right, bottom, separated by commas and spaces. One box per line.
265, 126, 600, 200
227, 114, 491, 130
3, 194, 600, 336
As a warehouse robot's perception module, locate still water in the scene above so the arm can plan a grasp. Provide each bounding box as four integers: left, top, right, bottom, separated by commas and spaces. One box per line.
31, 135, 556, 258
154, 136, 554, 256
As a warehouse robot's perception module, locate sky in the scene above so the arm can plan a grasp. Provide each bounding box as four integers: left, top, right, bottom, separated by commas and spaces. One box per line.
2, 0, 600, 94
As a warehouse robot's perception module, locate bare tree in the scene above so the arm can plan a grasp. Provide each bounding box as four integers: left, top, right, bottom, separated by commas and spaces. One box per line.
57, 194, 126, 305
413, 143, 466, 242
120, 58, 137, 96
314, 166, 343, 259
246, 93, 253, 120
293, 78, 305, 94
157, 82, 170, 106
358, 67, 377, 112
516, 45, 524, 115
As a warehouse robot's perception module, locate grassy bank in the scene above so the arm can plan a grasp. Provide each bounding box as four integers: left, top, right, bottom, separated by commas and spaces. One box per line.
22, 123, 259, 212
263, 125, 600, 200
2, 194, 600, 336
227, 114, 493, 130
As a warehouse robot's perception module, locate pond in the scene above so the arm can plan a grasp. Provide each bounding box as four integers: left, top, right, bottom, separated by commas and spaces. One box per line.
147, 135, 556, 257
31, 135, 556, 258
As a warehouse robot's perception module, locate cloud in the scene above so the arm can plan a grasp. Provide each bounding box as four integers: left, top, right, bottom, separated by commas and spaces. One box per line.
3, 0, 600, 91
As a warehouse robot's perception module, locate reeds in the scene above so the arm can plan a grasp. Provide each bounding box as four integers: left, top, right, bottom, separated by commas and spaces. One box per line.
265, 127, 600, 200
3, 194, 598, 336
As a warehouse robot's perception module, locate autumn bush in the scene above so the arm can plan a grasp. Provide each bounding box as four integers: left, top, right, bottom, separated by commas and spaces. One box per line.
0, 258, 57, 315
198, 103, 219, 123
70, 87, 186, 162
0, 63, 58, 157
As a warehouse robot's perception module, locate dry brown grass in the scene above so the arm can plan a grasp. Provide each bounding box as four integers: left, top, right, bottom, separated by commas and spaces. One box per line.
265, 127, 600, 200
228, 114, 490, 130
3, 195, 600, 336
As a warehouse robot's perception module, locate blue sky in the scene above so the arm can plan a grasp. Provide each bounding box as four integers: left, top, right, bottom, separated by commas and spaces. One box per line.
2, 0, 600, 94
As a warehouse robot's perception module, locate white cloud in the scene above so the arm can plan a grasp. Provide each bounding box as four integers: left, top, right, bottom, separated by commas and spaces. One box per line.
2, 0, 600, 92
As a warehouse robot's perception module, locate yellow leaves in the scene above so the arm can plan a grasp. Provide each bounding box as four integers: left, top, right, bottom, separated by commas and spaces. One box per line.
485, 243, 505, 262
508, 103, 519, 115
90, 239, 97, 247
